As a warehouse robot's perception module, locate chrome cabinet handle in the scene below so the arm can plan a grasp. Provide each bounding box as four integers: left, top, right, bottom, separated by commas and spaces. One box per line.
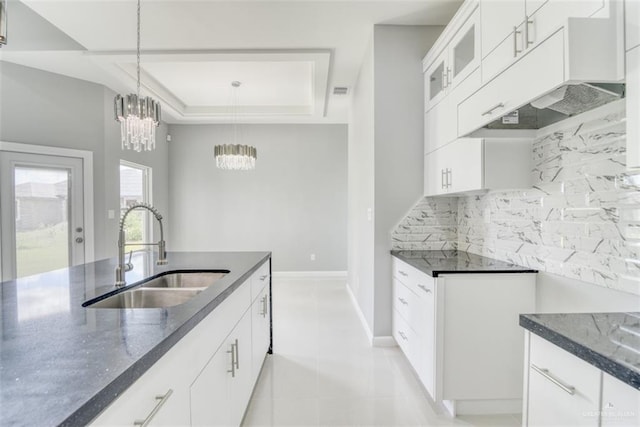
526, 18, 534, 46
134, 389, 173, 426
227, 340, 237, 377
398, 297, 408, 305
234, 338, 240, 370
398, 270, 408, 277
418, 284, 432, 294
260, 295, 268, 317
447, 168, 452, 188
398, 331, 408, 340
513, 26, 522, 57
441, 169, 446, 189
259, 274, 268, 281
442, 69, 448, 89
447, 67, 452, 86
531, 364, 575, 395
481, 102, 505, 116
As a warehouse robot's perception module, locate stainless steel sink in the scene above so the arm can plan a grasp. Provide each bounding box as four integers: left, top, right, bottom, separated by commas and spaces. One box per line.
87, 288, 202, 309
83, 270, 229, 309
141, 271, 227, 290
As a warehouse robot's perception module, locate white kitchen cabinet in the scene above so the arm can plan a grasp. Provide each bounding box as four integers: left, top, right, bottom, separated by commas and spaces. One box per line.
424, 137, 531, 197
251, 285, 270, 385
525, 333, 601, 426
191, 308, 252, 427
424, 6, 481, 113
627, 46, 640, 169
392, 256, 536, 415
601, 373, 640, 427
626, 0, 640, 51
90, 259, 272, 427
480, 0, 607, 83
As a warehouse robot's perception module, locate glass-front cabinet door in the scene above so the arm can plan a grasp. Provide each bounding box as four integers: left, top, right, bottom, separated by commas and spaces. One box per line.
449, 8, 481, 90
424, 50, 448, 112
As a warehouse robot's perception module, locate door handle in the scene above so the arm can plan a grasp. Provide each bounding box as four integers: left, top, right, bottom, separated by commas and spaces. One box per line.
75, 237, 84, 243
481, 102, 505, 116
513, 26, 522, 57
133, 389, 173, 427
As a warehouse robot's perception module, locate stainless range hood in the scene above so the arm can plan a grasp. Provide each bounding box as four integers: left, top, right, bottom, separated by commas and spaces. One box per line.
483, 83, 625, 131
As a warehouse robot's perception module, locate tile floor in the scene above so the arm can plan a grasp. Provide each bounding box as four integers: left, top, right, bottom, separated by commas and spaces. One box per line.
243, 278, 521, 427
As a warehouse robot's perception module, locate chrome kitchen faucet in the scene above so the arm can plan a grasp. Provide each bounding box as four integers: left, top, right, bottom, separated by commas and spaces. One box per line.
116, 203, 167, 287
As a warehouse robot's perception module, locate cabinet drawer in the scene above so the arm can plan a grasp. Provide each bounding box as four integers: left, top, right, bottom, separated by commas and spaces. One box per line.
392, 279, 412, 322
392, 307, 418, 365
459, 28, 565, 137
392, 257, 435, 296
250, 261, 270, 302
527, 334, 601, 426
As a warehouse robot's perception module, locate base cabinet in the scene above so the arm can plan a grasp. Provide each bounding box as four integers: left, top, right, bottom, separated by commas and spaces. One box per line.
392, 256, 536, 415
523, 332, 640, 427
90, 259, 271, 427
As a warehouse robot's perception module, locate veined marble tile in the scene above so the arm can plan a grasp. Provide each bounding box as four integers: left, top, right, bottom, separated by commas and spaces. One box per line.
394, 105, 638, 295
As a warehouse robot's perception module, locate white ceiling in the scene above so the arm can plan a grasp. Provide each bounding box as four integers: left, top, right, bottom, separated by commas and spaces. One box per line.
3, 0, 462, 124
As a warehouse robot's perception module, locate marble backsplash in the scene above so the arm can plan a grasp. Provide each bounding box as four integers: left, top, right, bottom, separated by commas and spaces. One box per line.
393, 105, 640, 295
391, 197, 458, 251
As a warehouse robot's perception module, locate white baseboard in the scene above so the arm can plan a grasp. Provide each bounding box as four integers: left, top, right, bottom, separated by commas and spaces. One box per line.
272, 271, 347, 279
372, 336, 396, 347
345, 282, 374, 344
443, 398, 523, 417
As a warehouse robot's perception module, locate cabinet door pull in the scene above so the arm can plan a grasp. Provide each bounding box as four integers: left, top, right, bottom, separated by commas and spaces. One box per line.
513, 26, 522, 57
133, 389, 173, 427
481, 102, 505, 116
526, 18, 534, 46
260, 295, 268, 317
442, 69, 448, 88
398, 331, 408, 340
441, 169, 446, 189
418, 284, 432, 294
446, 67, 452, 86
234, 338, 240, 370
531, 364, 575, 395
227, 340, 237, 377
398, 270, 408, 277
259, 274, 268, 281
398, 297, 408, 305
447, 168, 452, 188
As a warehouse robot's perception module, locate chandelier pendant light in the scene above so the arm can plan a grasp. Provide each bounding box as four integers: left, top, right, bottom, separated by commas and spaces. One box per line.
214, 81, 257, 170
114, 0, 161, 152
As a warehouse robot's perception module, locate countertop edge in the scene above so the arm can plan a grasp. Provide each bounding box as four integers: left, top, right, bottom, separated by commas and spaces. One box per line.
519, 315, 640, 391
390, 250, 538, 277
61, 252, 272, 426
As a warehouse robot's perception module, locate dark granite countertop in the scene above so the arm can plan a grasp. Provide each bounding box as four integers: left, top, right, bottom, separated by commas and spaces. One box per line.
520, 312, 640, 390
0, 251, 271, 427
390, 250, 537, 277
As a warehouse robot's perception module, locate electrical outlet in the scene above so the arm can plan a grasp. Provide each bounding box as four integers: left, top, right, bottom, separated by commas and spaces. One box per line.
310, 254, 316, 261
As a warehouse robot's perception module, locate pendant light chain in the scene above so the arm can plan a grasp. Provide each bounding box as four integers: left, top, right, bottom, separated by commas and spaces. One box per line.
136, 0, 141, 98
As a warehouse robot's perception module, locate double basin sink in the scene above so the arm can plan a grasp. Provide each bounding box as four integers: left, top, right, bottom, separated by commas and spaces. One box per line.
83, 271, 229, 309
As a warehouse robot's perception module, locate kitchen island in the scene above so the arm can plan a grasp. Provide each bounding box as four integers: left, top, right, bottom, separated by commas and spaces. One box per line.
0, 251, 271, 427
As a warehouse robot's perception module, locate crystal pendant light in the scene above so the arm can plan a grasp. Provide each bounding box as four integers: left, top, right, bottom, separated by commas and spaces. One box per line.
114, 0, 161, 152
214, 81, 257, 170
0, 0, 7, 47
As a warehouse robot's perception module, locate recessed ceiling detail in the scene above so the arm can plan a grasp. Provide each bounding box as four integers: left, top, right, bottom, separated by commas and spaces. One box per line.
89, 50, 331, 122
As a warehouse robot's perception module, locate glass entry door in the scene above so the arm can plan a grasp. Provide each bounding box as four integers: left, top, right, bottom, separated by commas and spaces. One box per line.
0, 152, 85, 280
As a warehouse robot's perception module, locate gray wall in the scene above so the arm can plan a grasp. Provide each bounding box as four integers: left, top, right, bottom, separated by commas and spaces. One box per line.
348, 37, 376, 332
167, 123, 347, 272
348, 25, 443, 338
0, 61, 169, 261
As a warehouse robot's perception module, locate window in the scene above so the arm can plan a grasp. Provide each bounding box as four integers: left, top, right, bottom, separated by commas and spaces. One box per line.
119, 161, 152, 252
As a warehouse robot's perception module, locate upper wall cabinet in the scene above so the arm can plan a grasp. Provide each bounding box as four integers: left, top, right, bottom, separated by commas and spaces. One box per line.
626, 2, 640, 169
424, 7, 481, 112
481, 0, 607, 83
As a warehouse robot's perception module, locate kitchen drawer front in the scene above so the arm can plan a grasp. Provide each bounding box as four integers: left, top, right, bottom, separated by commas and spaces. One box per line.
527, 333, 601, 426
392, 307, 418, 365
459, 28, 565, 137
392, 257, 434, 293
250, 260, 270, 302
392, 278, 413, 323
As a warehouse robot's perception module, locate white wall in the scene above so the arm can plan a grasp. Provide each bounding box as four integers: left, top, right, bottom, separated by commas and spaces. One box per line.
348, 25, 443, 338
167, 123, 347, 272
0, 61, 170, 261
